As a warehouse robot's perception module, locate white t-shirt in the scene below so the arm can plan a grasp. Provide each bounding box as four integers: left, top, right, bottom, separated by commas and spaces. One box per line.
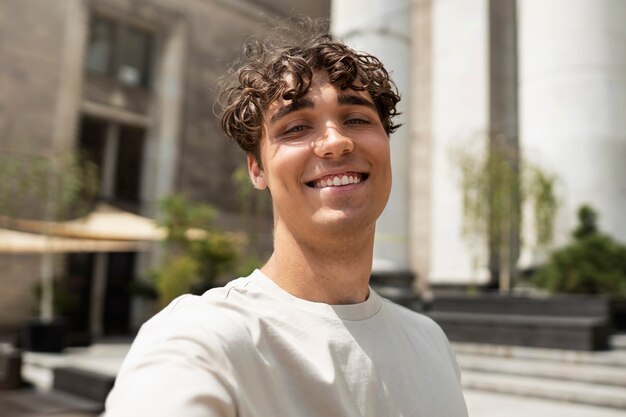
105, 270, 468, 417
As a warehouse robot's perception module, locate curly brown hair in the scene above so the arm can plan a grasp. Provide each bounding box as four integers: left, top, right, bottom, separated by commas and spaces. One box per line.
218, 31, 401, 161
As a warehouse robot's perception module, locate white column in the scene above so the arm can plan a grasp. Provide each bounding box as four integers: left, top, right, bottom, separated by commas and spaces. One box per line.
518, 0, 626, 260
410, 0, 434, 298
332, 0, 411, 274
429, 0, 490, 284
142, 21, 187, 215
133, 21, 187, 330
52, 0, 87, 152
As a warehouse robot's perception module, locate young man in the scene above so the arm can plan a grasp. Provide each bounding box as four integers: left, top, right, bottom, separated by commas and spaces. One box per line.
105, 32, 468, 417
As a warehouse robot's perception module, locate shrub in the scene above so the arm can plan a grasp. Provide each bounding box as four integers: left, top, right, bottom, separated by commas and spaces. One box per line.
533, 205, 626, 297
451, 136, 559, 292
153, 194, 245, 306
155, 255, 199, 307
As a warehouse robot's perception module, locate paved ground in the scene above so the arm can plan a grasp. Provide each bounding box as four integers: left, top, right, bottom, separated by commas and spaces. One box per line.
464, 390, 626, 417
17, 340, 626, 417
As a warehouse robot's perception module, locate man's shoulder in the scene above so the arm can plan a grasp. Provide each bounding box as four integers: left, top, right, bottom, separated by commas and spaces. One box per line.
137, 277, 260, 346
379, 297, 447, 338
378, 297, 459, 371
106, 278, 261, 415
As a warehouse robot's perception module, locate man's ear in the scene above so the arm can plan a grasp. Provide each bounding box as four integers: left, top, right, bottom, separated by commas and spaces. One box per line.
247, 153, 267, 190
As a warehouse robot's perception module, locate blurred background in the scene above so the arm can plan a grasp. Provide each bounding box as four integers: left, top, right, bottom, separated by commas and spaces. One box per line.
0, 0, 625, 416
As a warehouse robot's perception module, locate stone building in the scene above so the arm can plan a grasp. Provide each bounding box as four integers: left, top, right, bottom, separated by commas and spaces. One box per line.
0, 0, 329, 336
3, 0, 625, 340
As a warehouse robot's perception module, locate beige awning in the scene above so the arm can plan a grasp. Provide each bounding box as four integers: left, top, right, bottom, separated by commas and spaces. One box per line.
0, 203, 166, 241
0, 203, 206, 254
0, 228, 149, 253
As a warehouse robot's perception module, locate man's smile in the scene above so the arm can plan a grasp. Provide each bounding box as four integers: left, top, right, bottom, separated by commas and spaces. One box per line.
306, 171, 369, 189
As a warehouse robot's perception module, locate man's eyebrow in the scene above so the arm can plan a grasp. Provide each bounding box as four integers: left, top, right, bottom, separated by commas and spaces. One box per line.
270, 97, 314, 124
338, 94, 376, 109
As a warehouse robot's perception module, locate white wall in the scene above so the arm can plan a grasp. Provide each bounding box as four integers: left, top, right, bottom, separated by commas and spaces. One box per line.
518, 0, 626, 263
332, 0, 412, 273
429, 0, 490, 284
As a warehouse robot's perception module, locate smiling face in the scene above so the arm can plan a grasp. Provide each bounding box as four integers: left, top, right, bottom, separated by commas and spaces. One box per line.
248, 72, 392, 244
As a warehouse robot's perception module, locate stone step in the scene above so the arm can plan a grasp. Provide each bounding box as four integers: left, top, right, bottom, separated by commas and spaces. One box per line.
463, 389, 626, 417
452, 334, 626, 367
457, 353, 626, 388
461, 371, 626, 410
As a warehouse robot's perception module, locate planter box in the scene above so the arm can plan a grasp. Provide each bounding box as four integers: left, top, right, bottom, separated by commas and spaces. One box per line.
0, 345, 22, 390
21, 318, 67, 353
428, 311, 610, 351
611, 299, 626, 330
0, 367, 113, 415
428, 294, 612, 351
432, 293, 611, 317
370, 271, 423, 311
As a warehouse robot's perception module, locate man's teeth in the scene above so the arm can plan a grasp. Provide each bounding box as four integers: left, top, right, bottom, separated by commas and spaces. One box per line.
317, 175, 361, 188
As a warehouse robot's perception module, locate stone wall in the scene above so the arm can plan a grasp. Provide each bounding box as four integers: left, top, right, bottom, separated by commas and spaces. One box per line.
0, 0, 67, 154
0, 254, 41, 328
0, 0, 329, 331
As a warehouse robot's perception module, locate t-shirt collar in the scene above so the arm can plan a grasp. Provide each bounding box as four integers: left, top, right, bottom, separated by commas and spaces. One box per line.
248, 269, 382, 321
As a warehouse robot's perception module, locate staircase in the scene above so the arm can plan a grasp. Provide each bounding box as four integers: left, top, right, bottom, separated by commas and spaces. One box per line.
454, 334, 626, 410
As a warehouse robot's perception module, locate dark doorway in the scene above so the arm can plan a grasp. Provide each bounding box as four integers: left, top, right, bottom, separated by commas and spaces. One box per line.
64, 251, 136, 339
64, 253, 94, 334
104, 252, 135, 335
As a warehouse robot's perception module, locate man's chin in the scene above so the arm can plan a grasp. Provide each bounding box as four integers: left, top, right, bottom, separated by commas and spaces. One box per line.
311, 210, 378, 234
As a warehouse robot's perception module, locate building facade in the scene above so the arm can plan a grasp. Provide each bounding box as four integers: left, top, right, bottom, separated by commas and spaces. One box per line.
2, 0, 625, 338
332, 0, 626, 292
0, 0, 329, 335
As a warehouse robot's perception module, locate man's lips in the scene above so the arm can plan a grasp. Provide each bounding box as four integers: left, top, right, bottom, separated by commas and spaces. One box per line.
306, 171, 368, 188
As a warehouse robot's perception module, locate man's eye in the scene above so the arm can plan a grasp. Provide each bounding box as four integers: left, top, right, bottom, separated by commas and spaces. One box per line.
346, 118, 369, 125
285, 125, 308, 134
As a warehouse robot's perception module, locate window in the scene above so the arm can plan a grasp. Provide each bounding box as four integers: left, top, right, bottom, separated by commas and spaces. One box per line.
86, 17, 115, 75
120, 28, 152, 87
85, 15, 154, 89
78, 116, 145, 210
114, 125, 145, 202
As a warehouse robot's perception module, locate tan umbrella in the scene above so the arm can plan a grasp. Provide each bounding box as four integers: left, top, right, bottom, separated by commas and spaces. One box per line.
0, 203, 205, 242
0, 204, 211, 330
0, 205, 160, 329
0, 203, 165, 241
0, 228, 149, 253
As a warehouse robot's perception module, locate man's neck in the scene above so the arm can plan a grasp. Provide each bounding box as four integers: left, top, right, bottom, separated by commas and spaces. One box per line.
260, 223, 375, 305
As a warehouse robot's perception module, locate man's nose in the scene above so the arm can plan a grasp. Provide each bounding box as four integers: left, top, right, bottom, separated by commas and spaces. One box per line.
314, 125, 354, 158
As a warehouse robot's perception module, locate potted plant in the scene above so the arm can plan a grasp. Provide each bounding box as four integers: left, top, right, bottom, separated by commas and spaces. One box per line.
152, 194, 245, 307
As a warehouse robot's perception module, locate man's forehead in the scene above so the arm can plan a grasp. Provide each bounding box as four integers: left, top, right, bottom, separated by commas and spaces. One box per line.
278, 71, 366, 98
266, 73, 373, 118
